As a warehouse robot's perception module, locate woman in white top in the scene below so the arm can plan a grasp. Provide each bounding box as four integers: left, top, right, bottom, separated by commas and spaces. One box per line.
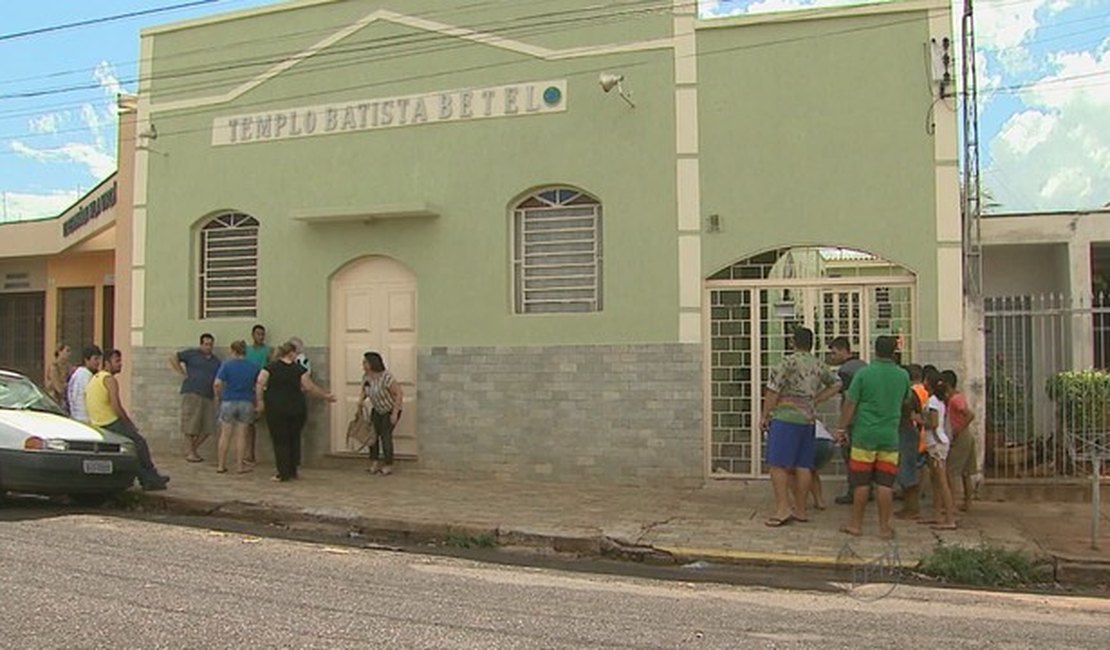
921, 371, 957, 530
359, 351, 403, 475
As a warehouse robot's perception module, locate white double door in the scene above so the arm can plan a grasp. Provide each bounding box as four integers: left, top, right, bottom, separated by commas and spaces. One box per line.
329, 256, 417, 456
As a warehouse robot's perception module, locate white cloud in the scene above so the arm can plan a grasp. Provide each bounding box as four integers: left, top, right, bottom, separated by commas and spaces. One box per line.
983, 24, 1110, 211
745, 0, 812, 13
10, 140, 116, 180
28, 113, 62, 134
976, 0, 1048, 51
699, 0, 746, 17
1040, 166, 1092, 200
976, 50, 1004, 109
1026, 44, 1110, 108
998, 110, 1057, 155
975, 0, 1055, 77
76, 61, 128, 152
701, 0, 883, 16
0, 190, 82, 222
93, 61, 123, 98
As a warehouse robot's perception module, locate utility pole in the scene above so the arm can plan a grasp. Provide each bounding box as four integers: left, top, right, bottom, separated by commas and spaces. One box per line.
961, 0, 982, 300
959, 0, 989, 488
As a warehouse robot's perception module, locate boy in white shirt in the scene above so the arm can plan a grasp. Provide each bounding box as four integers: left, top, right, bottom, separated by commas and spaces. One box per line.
920, 369, 957, 530
66, 345, 102, 424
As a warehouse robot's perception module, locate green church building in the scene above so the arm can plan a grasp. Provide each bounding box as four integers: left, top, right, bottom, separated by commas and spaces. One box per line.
123, 0, 962, 484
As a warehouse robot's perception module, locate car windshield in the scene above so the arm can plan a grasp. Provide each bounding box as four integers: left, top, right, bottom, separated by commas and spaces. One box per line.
0, 373, 65, 414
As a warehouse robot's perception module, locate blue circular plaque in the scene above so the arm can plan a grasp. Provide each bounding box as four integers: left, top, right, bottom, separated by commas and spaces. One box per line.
543, 86, 562, 106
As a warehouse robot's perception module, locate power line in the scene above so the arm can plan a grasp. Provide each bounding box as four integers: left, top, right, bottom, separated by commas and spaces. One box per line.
0, 0, 522, 87
0, 0, 676, 102
0, 0, 684, 127
6, 0, 1102, 149
0, 0, 224, 42
4, 0, 935, 130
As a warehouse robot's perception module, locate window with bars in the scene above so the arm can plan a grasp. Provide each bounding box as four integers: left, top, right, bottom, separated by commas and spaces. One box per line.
512, 187, 602, 314
198, 212, 259, 319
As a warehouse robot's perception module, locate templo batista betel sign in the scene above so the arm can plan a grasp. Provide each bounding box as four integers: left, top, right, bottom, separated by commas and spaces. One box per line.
211, 80, 568, 146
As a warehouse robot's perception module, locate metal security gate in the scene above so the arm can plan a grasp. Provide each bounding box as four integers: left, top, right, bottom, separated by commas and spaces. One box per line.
707, 283, 914, 477
983, 293, 1110, 480
705, 247, 915, 478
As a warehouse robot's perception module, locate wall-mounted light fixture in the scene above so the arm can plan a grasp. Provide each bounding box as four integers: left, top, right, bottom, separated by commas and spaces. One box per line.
599, 73, 635, 108
137, 122, 167, 156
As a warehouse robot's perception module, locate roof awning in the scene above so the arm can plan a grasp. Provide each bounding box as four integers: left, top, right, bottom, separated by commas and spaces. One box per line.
292, 203, 439, 225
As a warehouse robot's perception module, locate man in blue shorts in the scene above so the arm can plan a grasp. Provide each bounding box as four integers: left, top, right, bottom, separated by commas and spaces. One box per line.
760, 327, 841, 527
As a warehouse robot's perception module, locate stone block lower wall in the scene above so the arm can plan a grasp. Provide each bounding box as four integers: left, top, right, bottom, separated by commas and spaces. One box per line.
416, 344, 704, 487
915, 340, 964, 378
127, 346, 330, 465
127, 343, 703, 486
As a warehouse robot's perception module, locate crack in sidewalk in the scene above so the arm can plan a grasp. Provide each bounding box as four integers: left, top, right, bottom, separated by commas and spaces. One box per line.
633, 516, 678, 546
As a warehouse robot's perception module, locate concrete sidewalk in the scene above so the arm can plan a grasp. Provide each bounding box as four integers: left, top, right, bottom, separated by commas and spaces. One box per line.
131, 456, 1110, 577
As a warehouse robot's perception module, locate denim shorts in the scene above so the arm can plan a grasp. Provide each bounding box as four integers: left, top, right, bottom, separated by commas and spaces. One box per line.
219, 400, 254, 424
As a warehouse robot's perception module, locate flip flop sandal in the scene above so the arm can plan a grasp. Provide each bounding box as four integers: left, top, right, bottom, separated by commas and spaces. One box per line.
764, 516, 792, 527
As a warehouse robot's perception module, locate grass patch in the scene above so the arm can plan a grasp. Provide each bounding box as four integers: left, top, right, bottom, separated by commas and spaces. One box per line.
917, 544, 1052, 588
444, 532, 497, 549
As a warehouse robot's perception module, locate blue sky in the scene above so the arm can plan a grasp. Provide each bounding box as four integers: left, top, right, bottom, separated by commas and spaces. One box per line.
1, 0, 1107, 221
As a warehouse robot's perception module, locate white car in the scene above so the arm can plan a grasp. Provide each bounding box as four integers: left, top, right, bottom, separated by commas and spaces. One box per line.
0, 369, 140, 505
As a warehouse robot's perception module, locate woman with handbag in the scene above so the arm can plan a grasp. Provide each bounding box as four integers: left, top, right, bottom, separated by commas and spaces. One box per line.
359, 351, 403, 475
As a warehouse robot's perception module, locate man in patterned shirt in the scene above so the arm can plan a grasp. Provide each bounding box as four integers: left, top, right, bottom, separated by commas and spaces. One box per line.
760, 327, 841, 527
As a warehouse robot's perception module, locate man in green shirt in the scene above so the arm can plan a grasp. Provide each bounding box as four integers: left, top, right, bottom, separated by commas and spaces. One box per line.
243, 323, 273, 466
245, 324, 272, 368
835, 335, 910, 539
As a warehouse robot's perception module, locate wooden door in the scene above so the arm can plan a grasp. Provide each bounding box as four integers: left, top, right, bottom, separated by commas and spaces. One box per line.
329, 257, 417, 456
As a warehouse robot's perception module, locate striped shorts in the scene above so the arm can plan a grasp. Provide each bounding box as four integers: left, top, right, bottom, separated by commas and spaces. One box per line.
848, 447, 900, 489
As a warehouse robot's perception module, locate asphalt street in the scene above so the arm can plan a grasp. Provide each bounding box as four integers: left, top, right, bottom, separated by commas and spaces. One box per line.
1, 507, 1108, 649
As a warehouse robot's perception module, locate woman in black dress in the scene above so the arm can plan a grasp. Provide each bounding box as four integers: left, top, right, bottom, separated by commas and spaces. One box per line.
254, 340, 336, 481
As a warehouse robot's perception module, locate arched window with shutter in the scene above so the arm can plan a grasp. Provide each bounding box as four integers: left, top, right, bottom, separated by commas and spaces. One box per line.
198, 212, 259, 319
512, 187, 602, 314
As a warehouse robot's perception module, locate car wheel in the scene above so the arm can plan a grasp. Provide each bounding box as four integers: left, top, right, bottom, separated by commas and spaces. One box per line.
68, 493, 111, 508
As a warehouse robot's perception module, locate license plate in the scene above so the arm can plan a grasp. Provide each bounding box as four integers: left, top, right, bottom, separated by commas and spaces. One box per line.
83, 460, 113, 475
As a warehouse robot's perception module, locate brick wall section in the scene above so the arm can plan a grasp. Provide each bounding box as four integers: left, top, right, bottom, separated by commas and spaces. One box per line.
128, 346, 330, 464
915, 340, 964, 378
416, 344, 704, 487
129, 344, 703, 485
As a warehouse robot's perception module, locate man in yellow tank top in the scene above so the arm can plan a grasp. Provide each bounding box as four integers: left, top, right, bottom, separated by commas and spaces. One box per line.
87, 350, 169, 491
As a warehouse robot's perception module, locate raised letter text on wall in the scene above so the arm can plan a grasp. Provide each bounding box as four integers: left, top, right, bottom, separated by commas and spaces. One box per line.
211, 80, 567, 147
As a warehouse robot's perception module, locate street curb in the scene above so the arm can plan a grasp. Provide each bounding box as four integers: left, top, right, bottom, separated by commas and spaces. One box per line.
654, 545, 919, 570
129, 492, 898, 572
135, 493, 498, 544
1054, 559, 1110, 587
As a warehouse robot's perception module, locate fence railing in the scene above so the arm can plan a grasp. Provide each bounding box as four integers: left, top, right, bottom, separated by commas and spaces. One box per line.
984, 293, 1110, 480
